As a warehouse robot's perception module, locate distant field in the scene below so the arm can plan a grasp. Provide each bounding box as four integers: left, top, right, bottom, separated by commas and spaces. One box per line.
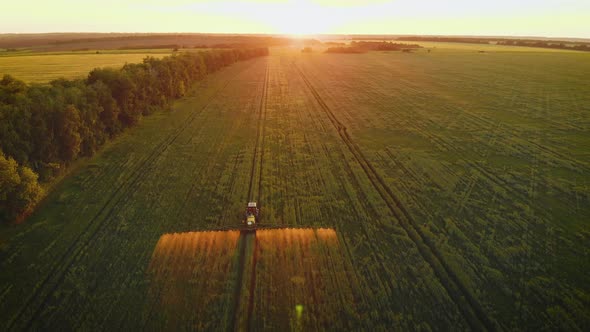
1, 44, 589, 330
416, 41, 585, 53
304, 40, 586, 55
0, 50, 172, 83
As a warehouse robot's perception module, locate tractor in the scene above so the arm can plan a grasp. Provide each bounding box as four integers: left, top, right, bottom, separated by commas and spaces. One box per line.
244, 202, 259, 227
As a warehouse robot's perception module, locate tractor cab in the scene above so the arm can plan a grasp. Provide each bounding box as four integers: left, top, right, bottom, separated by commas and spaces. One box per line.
244, 202, 259, 226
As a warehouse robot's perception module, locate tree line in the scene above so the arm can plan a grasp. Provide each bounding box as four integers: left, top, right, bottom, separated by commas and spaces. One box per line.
397, 36, 590, 52
325, 42, 422, 54
397, 36, 489, 44
0, 47, 269, 222
496, 39, 590, 51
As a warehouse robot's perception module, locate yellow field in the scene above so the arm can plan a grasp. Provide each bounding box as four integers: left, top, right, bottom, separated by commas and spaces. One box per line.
0, 51, 171, 83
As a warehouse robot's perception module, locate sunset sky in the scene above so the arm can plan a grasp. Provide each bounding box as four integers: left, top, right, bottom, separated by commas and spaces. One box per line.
2, 0, 589, 38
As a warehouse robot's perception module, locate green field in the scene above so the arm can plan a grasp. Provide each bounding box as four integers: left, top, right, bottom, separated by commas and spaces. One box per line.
0, 50, 172, 83
0, 44, 589, 330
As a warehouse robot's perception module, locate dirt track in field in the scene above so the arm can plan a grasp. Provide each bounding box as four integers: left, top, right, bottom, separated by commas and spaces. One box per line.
231, 62, 269, 332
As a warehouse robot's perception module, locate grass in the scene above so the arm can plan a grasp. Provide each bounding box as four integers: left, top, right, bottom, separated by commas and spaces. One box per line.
0, 50, 172, 83
0, 43, 589, 330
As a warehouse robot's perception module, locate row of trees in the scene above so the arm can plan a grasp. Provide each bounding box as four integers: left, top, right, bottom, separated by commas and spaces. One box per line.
397, 36, 489, 44
0, 47, 269, 222
497, 40, 590, 52
351, 41, 422, 51
325, 42, 422, 54
396, 36, 590, 52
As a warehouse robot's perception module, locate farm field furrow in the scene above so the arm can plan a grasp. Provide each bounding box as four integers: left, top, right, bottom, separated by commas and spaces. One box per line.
299, 49, 590, 329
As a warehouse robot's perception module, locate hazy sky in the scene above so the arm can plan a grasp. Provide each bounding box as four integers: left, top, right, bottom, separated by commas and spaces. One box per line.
2, 0, 589, 38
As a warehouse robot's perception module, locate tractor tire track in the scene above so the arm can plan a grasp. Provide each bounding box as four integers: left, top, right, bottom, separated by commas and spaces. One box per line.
175, 63, 256, 219
230, 61, 268, 332
295, 64, 497, 331
177, 63, 260, 231
247, 64, 269, 201
230, 233, 248, 332
286, 63, 379, 310
257, 66, 268, 208
8, 69, 241, 332
297, 76, 395, 302
247, 64, 269, 330
246, 236, 259, 330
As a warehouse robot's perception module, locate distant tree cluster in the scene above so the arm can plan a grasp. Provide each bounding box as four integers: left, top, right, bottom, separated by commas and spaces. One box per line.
496, 40, 590, 51
45, 35, 290, 48
325, 47, 365, 54
211, 38, 321, 49
396, 36, 590, 52
325, 42, 422, 54
0, 33, 292, 52
323, 42, 346, 46
117, 44, 182, 50
352, 41, 422, 51
0, 47, 268, 222
397, 36, 489, 44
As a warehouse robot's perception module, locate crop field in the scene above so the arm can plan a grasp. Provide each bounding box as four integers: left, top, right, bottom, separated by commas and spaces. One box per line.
0, 50, 171, 83
0, 44, 589, 330
147, 231, 240, 331
296, 47, 590, 329
145, 228, 359, 330
250, 228, 363, 331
